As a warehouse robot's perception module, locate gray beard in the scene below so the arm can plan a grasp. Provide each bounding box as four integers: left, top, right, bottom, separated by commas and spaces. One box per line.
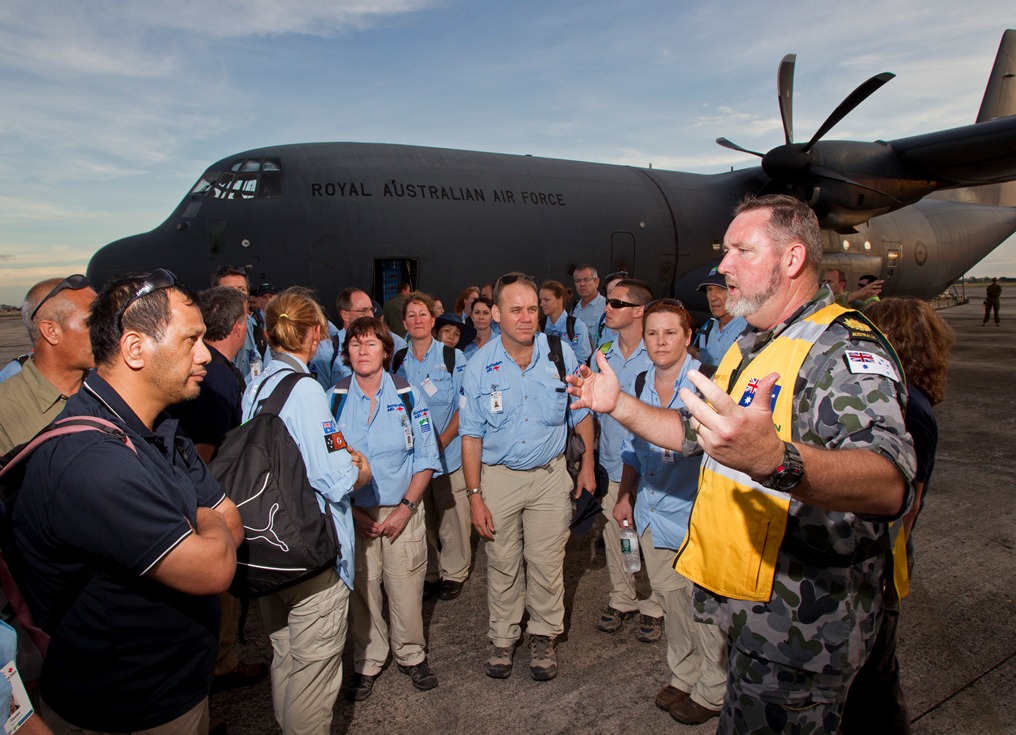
726, 265, 781, 318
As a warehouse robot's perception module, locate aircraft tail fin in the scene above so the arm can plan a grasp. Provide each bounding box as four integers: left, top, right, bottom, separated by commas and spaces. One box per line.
934, 30, 1016, 207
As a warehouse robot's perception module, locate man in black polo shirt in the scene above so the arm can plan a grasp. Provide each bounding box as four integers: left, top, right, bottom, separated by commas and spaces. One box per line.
13, 271, 243, 734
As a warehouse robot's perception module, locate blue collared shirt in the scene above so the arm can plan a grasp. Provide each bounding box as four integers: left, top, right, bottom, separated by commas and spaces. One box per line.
543, 311, 592, 365
242, 356, 360, 588
394, 338, 467, 475
460, 333, 589, 470
594, 338, 652, 482
697, 315, 748, 368
572, 293, 605, 348
329, 372, 441, 507
621, 356, 703, 551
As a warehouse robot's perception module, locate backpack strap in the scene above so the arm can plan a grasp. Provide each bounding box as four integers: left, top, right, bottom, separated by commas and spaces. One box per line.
693, 318, 714, 349
391, 347, 409, 376
442, 345, 456, 375
331, 333, 342, 371
634, 370, 648, 400
1, 416, 138, 475
546, 334, 566, 383
391, 374, 415, 413
258, 372, 313, 417
566, 315, 577, 342
538, 314, 548, 333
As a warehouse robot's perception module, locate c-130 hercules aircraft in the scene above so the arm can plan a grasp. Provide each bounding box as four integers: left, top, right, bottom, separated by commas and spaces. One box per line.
87, 30, 1016, 313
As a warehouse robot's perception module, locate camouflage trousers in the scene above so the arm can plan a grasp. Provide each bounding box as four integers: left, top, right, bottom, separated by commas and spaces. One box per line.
716, 646, 852, 735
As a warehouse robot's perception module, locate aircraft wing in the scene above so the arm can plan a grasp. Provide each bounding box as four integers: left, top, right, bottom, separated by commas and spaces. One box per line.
889, 114, 1016, 186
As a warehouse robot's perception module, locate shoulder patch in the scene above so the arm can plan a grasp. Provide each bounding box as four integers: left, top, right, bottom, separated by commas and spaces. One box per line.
844, 350, 899, 381
836, 315, 879, 343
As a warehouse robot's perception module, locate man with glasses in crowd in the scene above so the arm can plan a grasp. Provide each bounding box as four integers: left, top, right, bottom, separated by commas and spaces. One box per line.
571, 264, 605, 350
460, 272, 596, 682
311, 287, 408, 388
0, 275, 97, 454
12, 270, 244, 734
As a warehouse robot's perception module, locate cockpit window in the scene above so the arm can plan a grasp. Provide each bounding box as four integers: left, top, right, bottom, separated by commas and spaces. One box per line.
188, 158, 283, 200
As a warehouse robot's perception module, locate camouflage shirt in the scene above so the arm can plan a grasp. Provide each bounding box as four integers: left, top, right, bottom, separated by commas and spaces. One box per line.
684, 288, 916, 677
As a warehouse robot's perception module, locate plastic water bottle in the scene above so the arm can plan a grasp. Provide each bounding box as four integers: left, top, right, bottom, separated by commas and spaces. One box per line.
620, 520, 641, 572
250, 350, 262, 378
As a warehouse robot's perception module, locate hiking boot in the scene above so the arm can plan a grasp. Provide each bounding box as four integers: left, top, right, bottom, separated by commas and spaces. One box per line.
347, 672, 377, 702
438, 580, 464, 600
398, 659, 438, 691
485, 643, 515, 679
669, 697, 721, 725
635, 614, 664, 643
655, 684, 690, 711
529, 634, 558, 681
595, 606, 634, 633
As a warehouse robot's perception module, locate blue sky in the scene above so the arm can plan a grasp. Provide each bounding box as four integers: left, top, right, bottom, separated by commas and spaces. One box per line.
1, 1, 1014, 305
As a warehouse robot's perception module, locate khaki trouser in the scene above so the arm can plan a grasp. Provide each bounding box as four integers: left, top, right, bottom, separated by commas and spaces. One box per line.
41, 697, 209, 735
481, 455, 572, 647
260, 568, 348, 735
642, 525, 727, 710
350, 504, 428, 675
600, 478, 663, 617
423, 467, 472, 583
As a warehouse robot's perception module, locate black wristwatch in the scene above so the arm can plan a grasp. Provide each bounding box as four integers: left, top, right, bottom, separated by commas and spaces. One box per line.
760, 442, 804, 492
400, 497, 418, 513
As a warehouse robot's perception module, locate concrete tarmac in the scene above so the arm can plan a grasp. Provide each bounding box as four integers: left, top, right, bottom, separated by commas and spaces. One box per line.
1, 295, 1013, 734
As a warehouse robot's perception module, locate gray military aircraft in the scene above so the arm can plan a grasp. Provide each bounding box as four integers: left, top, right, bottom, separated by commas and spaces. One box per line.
87, 30, 1016, 315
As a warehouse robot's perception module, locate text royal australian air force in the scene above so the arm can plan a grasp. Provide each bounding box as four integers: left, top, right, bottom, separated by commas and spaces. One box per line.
310, 180, 567, 207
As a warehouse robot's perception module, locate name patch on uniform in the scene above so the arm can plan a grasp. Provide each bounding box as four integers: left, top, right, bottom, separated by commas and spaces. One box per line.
738, 378, 781, 412
485, 361, 502, 373
322, 421, 347, 452
845, 351, 898, 380
387, 403, 407, 413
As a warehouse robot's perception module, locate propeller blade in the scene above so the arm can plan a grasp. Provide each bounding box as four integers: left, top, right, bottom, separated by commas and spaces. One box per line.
716, 137, 765, 157
778, 54, 796, 145
810, 166, 901, 204
803, 72, 895, 152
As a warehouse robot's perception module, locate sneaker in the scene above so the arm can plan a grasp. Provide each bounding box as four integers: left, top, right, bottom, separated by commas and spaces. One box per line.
595, 606, 635, 633
634, 614, 664, 643
347, 672, 377, 702
529, 634, 558, 681
485, 643, 515, 679
398, 659, 438, 691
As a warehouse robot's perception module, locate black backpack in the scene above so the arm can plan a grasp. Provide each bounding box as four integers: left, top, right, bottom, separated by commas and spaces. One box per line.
210, 372, 339, 597
539, 313, 577, 342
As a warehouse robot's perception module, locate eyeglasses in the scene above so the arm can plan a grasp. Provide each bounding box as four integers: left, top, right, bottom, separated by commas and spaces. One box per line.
606, 297, 641, 309
116, 268, 178, 330
573, 276, 597, 285
30, 274, 91, 320
347, 306, 374, 315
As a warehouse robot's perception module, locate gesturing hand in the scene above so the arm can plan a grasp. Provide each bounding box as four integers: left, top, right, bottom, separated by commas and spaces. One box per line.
566, 352, 620, 413
679, 370, 785, 481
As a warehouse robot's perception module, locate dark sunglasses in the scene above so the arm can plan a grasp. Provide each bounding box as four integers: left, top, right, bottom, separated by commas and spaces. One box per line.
116, 268, 178, 330
30, 274, 91, 320
606, 297, 641, 309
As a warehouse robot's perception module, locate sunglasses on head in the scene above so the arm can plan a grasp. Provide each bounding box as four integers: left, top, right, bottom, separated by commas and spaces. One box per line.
30, 274, 91, 320
643, 298, 686, 315
116, 268, 178, 330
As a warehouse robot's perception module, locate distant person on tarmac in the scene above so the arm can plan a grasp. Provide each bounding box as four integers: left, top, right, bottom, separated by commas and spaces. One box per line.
983, 278, 1002, 326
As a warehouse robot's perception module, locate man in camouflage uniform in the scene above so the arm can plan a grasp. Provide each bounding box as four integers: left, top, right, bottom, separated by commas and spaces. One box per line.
569, 194, 915, 733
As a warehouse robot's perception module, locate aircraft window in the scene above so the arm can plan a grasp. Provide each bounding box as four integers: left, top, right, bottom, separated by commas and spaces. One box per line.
259, 172, 283, 198
189, 175, 214, 196
190, 160, 283, 199
211, 172, 235, 199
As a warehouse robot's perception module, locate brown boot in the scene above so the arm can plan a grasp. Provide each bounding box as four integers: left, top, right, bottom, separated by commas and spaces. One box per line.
669, 697, 721, 725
